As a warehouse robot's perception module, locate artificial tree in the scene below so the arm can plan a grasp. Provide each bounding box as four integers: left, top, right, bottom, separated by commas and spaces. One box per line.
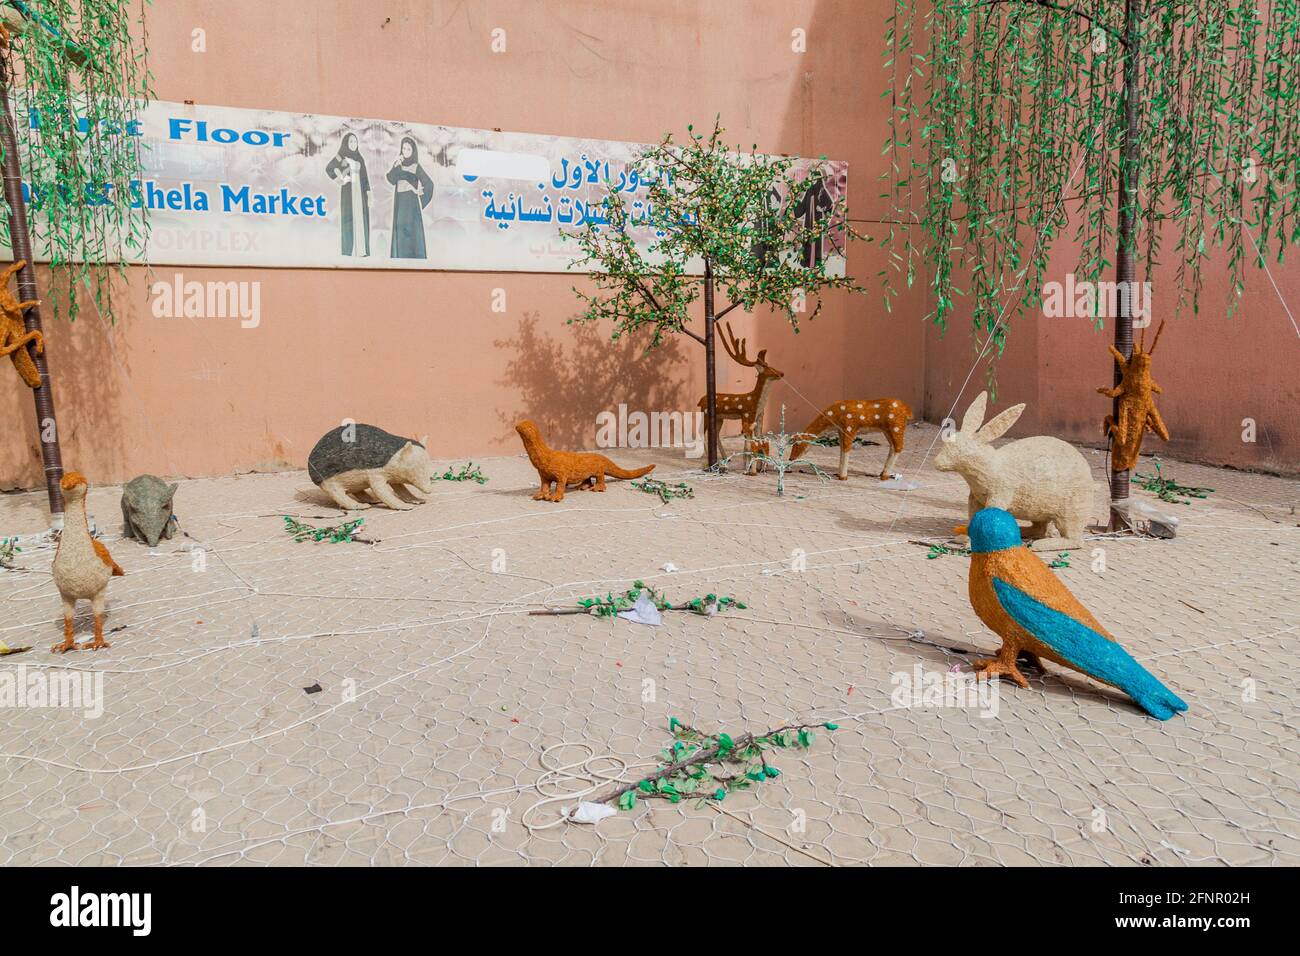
569, 118, 866, 468
0, 0, 149, 521
882, 0, 1300, 528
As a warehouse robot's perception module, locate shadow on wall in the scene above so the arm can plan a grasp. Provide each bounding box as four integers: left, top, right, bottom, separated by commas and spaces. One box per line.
0, 270, 137, 492
53, 275, 140, 477
493, 310, 689, 450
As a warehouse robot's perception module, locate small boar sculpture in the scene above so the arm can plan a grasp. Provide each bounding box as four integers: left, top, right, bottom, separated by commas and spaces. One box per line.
121, 474, 179, 547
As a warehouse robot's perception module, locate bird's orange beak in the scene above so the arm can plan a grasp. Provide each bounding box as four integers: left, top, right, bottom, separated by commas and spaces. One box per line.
953, 525, 968, 536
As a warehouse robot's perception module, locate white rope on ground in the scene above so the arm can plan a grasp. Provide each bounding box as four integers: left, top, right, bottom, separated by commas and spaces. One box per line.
0, 608, 504, 773
12, 543, 1282, 860
173, 700, 919, 866
5, 488, 1281, 681
0, 476, 902, 620
6, 542, 930, 677
2, 429, 1293, 865
709, 803, 836, 866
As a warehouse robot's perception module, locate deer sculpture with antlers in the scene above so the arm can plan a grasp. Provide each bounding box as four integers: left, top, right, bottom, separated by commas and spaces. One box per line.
697, 322, 784, 475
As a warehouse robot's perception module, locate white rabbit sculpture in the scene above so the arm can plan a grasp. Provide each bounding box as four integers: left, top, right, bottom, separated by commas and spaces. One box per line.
935, 391, 1096, 551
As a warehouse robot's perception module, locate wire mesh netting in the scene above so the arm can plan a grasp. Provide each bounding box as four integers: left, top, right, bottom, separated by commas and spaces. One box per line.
1, 422, 1296, 865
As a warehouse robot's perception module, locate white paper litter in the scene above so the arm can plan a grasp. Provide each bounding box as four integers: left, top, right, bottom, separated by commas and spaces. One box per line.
660, 562, 678, 573
878, 476, 919, 490
564, 801, 617, 824
1132, 499, 1180, 526
1131, 499, 1180, 538
617, 592, 663, 626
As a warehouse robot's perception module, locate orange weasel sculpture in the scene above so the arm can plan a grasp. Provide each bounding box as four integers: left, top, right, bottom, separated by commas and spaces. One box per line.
788, 399, 912, 479
0, 259, 44, 389
51, 472, 124, 653
515, 420, 654, 502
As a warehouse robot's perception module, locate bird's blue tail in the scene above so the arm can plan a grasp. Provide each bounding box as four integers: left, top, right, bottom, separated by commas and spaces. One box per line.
1123, 669, 1189, 721
992, 578, 1188, 720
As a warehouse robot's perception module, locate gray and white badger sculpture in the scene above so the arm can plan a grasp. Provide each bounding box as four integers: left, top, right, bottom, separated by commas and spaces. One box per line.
935, 392, 1096, 551
307, 423, 434, 511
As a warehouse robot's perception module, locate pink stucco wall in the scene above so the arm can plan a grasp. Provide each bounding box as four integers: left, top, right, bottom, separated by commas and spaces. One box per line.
1, 1, 1295, 493
1, 0, 930, 490
924, 195, 1300, 474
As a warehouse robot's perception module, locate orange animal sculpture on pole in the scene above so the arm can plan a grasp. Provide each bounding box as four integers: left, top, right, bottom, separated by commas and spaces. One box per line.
0, 259, 43, 388
1097, 319, 1170, 471
787, 398, 912, 480
697, 323, 784, 475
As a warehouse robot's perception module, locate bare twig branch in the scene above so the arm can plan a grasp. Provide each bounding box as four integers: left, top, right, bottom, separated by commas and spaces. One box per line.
589, 720, 829, 807
965, 0, 1129, 45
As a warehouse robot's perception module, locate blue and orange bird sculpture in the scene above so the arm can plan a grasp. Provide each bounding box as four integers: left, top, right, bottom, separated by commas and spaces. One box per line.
960, 507, 1188, 720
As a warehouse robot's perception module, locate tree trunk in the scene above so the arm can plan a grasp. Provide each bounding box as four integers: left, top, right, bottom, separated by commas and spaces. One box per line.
0, 55, 64, 524
1109, 0, 1141, 531
704, 258, 719, 467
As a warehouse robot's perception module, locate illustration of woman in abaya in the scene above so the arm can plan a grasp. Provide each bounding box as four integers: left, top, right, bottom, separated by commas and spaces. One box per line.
386, 135, 434, 259
324, 131, 371, 257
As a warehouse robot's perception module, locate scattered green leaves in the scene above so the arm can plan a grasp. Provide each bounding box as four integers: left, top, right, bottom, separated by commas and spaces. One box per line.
604, 717, 836, 813
577, 580, 669, 617
921, 541, 971, 559
572, 580, 746, 617
684, 594, 745, 615
629, 477, 694, 503
1134, 458, 1213, 505
282, 516, 365, 544
812, 433, 877, 448
0, 537, 20, 569
431, 462, 488, 484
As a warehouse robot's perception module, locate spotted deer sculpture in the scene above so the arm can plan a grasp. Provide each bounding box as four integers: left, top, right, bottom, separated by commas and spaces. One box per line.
697, 323, 784, 474
788, 398, 912, 480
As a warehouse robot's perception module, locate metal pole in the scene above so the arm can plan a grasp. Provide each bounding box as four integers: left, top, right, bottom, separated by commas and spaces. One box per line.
1109, 0, 1140, 531
0, 52, 64, 522
704, 258, 719, 468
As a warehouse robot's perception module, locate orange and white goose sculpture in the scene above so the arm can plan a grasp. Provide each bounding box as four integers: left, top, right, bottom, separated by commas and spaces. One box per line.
51, 472, 123, 653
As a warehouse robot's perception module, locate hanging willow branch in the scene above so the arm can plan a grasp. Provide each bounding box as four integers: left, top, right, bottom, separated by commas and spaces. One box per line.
1, 0, 152, 322
881, 0, 1300, 387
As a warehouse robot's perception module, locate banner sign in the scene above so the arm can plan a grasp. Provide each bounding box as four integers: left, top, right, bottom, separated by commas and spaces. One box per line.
11, 100, 848, 275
